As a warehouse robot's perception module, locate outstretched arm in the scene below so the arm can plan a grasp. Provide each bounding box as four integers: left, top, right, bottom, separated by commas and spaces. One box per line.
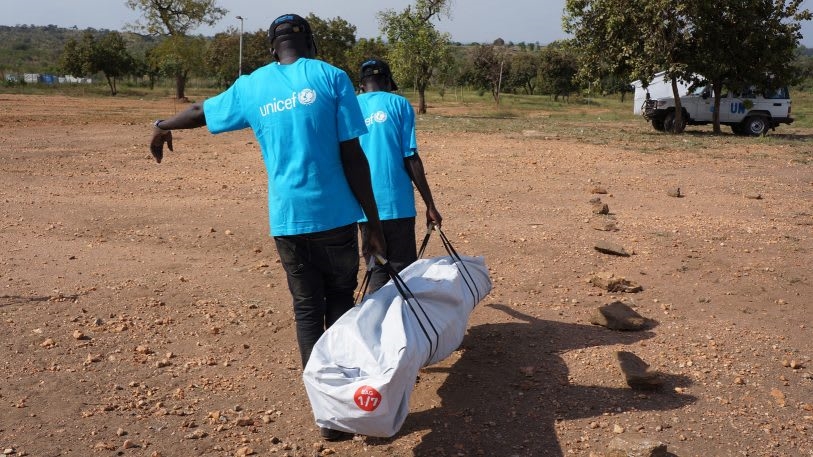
339, 138, 386, 258
150, 102, 207, 163
404, 153, 442, 227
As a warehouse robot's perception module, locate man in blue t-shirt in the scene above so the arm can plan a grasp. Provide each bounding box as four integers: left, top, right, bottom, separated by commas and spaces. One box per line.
356, 59, 442, 292
148, 15, 386, 431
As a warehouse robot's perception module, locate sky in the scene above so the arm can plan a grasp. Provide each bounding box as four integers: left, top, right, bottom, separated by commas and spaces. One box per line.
3, 0, 813, 46
1, 0, 570, 45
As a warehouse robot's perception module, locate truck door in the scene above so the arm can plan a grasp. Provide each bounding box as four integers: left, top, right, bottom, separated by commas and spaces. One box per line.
722, 89, 750, 123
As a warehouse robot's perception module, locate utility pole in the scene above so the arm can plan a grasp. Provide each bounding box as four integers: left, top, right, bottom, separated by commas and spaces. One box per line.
236, 16, 245, 77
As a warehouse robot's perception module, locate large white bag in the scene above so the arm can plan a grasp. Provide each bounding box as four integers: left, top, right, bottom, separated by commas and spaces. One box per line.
303, 249, 491, 438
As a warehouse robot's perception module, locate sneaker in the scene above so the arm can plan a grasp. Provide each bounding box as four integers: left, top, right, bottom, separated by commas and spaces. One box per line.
319, 427, 351, 441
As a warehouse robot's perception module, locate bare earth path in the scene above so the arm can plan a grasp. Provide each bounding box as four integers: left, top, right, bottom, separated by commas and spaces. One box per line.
1, 94, 811, 457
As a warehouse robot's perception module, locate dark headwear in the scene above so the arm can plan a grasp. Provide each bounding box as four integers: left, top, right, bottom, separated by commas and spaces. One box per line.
268, 14, 317, 54
360, 59, 398, 91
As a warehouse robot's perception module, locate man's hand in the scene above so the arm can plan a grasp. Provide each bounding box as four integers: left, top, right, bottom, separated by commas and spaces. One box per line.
150, 129, 173, 163
426, 205, 443, 228
362, 224, 386, 260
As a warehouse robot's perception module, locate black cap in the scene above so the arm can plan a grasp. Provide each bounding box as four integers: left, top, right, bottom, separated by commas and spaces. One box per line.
268, 14, 313, 47
360, 59, 398, 91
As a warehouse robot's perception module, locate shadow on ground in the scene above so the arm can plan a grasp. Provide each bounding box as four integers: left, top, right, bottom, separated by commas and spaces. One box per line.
392, 304, 695, 456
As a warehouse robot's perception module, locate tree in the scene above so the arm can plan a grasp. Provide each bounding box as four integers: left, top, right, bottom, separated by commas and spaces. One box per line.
564, 0, 693, 132
147, 34, 206, 98
378, 0, 454, 114
537, 42, 579, 101
463, 44, 507, 102
59, 30, 134, 95
126, 0, 226, 99
689, 0, 811, 133
95, 32, 135, 95
508, 50, 539, 95
306, 14, 357, 75
206, 28, 271, 87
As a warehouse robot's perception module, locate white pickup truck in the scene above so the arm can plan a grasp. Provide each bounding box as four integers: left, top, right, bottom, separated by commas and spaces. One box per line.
641, 85, 793, 135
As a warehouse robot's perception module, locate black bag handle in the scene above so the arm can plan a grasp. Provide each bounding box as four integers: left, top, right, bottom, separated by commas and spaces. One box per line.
376, 254, 440, 364
419, 225, 482, 305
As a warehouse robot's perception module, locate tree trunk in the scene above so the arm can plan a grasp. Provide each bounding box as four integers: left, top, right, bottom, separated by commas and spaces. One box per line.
175, 71, 187, 100
417, 84, 427, 114
712, 80, 722, 134
105, 74, 117, 96
670, 78, 685, 134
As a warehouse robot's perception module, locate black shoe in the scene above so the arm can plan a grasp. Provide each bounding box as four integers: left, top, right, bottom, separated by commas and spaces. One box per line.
320, 427, 352, 441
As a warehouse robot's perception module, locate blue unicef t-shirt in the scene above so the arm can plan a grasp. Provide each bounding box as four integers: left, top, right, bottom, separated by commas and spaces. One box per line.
203, 58, 368, 236
356, 91, 418, 222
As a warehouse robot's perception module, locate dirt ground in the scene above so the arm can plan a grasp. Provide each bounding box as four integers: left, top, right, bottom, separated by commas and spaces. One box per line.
1, 94, 811, 457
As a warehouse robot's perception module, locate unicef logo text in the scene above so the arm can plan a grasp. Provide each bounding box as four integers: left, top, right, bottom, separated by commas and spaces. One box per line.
365, 110, 388, 126
298, 88, 317, 105
259, 88, 317, 116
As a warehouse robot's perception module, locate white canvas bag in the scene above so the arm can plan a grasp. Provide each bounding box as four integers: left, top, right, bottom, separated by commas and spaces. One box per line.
302, 229, 491, 437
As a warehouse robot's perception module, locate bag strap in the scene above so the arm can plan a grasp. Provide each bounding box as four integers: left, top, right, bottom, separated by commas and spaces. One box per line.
435, 227, 482, 305
354, 256, 375, 305
417, 223, 436, 259
375, 254, 440, 364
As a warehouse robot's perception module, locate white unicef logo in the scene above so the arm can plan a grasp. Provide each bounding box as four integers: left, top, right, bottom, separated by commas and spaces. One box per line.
298, 88, 317, 105
373, 111, 388, 123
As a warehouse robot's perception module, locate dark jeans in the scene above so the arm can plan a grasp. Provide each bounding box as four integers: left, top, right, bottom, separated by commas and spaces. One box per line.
360, 217, 417, 293
274, 223, 359, 367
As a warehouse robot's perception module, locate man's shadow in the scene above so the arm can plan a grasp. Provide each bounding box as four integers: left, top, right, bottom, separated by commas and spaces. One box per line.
400, 303, 695, 456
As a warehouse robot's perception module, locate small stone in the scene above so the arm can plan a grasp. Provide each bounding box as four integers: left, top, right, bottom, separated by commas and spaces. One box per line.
594, 240, 631, 257
236, 447, 255, 457
225, 229, 233, 236
116, 428, 127, 436
122, 439, 138, 449
40, 338, 56, 348
236, 417, 254, 426
613, 424, 625, 434
3, 449, 15, 455
591, 302, 649, 331
72, 330, 85, 340
734, 377, 745, 385
616, 351, 664, 390
666, 187, 682, 198
770, 388, 786, 407
589, 272, 643, 293
607, 434, 668, 457
590, 186, 608, 194
135, 345, 152, 354
790, 360, 804, 369
745, 193, 762, 200
592, 202, 610, 215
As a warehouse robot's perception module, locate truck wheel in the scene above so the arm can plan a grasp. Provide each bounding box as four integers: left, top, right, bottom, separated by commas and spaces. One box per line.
663, 111, 686, 133
652, 118, 665, 131
743, 116, 768, 136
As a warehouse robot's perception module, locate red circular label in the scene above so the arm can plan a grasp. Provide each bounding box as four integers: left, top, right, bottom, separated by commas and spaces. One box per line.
354, 385, 382, 412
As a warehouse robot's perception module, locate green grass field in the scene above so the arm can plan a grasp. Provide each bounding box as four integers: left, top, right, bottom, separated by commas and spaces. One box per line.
4, 80, 812, 162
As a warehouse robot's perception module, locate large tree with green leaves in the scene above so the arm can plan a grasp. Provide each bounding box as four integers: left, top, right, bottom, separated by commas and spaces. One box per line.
59, 30, 134, 95
537, 42, 579, 101
564, 0, 693, 132
688, 1, 810, 133
306, 14, 357, 75
206, 28, 270, 87
125, 0, 226, 99
378, 0, 453, 114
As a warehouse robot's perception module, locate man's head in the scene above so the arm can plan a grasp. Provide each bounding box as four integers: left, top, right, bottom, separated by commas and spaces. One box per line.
359, 59, 399, 93
268, 14, 317, 61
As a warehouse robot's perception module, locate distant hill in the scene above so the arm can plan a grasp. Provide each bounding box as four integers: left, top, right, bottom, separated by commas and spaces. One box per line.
0, 24, 160, 75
